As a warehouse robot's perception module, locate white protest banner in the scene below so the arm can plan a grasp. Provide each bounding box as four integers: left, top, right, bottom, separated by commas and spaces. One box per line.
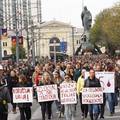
60, 83, 77, 104
82, 87, 103, 104
37, 84, 58, 102
13, 87, 33, 103
85, 72, 115, 93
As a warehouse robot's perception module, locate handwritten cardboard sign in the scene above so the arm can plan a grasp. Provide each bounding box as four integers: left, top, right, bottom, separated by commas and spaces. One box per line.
82, 87, 103, 104
85, 72, 115, 93
13, 87, 33, 103
37, 84, 58, 102
60, 83, 77, 104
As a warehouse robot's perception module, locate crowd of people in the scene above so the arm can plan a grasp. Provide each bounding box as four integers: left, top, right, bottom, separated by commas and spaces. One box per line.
0, 54, 120, 120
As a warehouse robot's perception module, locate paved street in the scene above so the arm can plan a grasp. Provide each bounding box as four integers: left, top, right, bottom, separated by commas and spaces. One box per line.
8, 99, 120, 120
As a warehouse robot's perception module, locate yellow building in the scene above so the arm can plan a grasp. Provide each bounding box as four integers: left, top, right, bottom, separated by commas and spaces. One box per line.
34, 20, 83, 58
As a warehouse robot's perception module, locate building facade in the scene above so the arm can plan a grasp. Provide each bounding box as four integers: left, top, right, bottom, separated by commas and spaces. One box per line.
1, 30, 27, 58
34, 20, 83, 58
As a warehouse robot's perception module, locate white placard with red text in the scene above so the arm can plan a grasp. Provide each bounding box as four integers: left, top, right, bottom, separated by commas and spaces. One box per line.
85, 72, 115, 93
82, 87, 103, 104
37, 84, 58, 102
60, 83, 77, 104
13, 87, 33, 103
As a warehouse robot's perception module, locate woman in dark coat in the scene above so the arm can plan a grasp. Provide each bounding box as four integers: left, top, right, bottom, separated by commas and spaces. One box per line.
17, 74, 32, 120
39, 71, 54, 120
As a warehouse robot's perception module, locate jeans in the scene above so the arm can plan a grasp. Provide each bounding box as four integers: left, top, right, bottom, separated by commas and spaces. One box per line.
106, 93, 115, 114
89, 104, 100, 120
64, 104, 75, 120
89, 104, 100, 114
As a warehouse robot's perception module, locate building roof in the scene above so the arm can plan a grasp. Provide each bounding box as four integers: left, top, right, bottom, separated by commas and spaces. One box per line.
37, 20, 73, 28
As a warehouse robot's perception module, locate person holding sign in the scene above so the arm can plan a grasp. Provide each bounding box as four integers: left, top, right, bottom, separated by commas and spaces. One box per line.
84, 69, 101, 120
17, 74, 32, 120
53, 70, 64, 118
62, 74, 76, 120
38, 72, 54, 120
77, 69, 88, 119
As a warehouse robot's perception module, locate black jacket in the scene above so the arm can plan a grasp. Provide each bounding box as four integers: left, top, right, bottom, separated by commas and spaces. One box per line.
17, 82, 32, 108
0, 86, 11, 113
84, 77, 101, 87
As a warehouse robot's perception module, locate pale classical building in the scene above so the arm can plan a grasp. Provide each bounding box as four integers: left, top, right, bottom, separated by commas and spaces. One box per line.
34, 20, 83, 58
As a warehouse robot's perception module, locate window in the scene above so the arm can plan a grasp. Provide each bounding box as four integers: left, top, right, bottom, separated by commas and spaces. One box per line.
49, 37, 60, 44
3, 42, 7, 47
76, 40, 79, 44
4, 50, 7, 56
50, 46, 60, 52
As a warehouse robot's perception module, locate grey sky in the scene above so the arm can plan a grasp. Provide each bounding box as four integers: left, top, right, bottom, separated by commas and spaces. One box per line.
41, 0, 119, 27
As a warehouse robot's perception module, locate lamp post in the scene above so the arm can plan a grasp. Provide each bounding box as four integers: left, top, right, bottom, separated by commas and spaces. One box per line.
0, 28, 2, 62
72, 27, 75, 57
31, 22, 35, 67
53, 40, 56, 65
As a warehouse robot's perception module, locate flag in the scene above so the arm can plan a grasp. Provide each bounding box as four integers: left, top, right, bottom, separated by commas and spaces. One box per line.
11, 36, 23, 46
11, 36, 16, 46
2, 28, 7, 39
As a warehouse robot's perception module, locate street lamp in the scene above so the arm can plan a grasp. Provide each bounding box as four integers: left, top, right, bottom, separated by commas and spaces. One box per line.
53, 40, 56, 65
0, 28, 2, 61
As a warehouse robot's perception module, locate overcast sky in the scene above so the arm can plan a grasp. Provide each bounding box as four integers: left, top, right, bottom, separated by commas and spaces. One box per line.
41, 0, 119, 27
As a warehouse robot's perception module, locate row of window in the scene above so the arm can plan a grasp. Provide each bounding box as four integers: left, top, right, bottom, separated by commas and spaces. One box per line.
3, 42, 7, 47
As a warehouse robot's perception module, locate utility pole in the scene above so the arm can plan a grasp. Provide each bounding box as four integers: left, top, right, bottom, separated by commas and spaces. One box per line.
0, 29, 2, 62
31, 20, 35, 66
72, 27, 75, 57
54, 40, 56, 65
37, 0, 42, 59
0, 0, 4, 62
14, 0, 19, 64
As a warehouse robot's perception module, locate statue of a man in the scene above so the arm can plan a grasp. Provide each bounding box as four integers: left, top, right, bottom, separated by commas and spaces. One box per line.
81, 6, 92, 31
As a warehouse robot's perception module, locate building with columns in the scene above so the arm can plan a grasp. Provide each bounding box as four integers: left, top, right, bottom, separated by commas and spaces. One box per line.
34, 20, 83, 58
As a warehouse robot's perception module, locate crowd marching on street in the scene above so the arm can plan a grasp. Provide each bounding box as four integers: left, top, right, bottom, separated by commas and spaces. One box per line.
0, 54, 120, 120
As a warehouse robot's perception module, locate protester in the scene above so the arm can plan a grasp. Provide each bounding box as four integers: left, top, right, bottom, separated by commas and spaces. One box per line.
54, 64, 65, 79
0, 65, 11, 120
84, 69, 101, 120
17, 74, 32, 120
77, 69, 88, 119
105, 65, 116, 116
74, 62, 81, 82
9, 70, 18, 114
53, 70, 64, 118
39, 71, 54, 120
63, 74, 76, 120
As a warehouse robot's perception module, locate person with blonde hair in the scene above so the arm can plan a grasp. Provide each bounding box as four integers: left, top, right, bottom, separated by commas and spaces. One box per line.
39, 71, 54, 120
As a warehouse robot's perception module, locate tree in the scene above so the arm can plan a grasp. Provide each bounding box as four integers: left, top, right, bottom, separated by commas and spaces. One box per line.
11, 46, 26, 59
90, 3, 120, 55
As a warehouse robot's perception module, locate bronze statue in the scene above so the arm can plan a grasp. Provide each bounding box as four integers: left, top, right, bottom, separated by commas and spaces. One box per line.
81, 6, 92, 32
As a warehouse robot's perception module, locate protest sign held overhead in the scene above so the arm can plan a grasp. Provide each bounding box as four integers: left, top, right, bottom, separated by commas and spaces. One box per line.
85, 72, 115, 93
60, 83, 77, 104
37, 84, 58, 102
13, 87, 33, 103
